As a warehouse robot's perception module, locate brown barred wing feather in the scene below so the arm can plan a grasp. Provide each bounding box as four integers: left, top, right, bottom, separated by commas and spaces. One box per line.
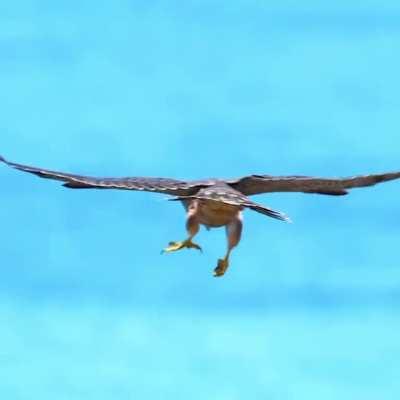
229, 172, 400, 196
0, 156, 208, 196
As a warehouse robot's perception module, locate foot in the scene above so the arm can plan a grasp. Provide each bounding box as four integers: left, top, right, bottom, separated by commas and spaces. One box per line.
213, 258, 229, 277
162, 239, 202, 253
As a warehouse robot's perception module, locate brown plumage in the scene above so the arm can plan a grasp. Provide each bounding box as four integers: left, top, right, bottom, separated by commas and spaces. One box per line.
2, 155, 399, 277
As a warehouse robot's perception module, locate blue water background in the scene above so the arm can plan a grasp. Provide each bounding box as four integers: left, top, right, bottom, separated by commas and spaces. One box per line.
1, 1, 400, 399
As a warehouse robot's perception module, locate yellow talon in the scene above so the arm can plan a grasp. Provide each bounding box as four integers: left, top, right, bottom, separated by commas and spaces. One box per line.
213, 257, 229, 277
162, 239, 202, 253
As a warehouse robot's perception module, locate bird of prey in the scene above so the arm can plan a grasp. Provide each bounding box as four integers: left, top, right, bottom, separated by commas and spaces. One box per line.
1, 154, 399, 277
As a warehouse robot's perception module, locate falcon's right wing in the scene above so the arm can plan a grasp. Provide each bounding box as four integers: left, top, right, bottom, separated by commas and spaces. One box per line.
0, 155, 209, 196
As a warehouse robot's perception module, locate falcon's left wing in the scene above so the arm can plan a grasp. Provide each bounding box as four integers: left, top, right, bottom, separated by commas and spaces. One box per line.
228, 171, 400, 196
0, 155, 209, 196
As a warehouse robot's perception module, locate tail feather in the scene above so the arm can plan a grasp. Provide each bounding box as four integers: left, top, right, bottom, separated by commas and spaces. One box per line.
248, 203, 291, 222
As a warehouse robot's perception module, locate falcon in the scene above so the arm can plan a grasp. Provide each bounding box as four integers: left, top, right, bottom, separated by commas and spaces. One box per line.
1, 155, 399, 277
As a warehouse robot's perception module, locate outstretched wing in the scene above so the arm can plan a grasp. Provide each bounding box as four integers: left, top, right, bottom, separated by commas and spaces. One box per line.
0, 155, 209, 196
228, 172, 400, 196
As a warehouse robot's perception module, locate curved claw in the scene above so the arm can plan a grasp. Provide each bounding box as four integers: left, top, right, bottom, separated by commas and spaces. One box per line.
184, 241, 202, 252
162, 239, 202, 254
213, 258, 229, 277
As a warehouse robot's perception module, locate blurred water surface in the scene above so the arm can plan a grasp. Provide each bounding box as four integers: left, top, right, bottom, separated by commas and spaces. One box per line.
0, 1, 399, 399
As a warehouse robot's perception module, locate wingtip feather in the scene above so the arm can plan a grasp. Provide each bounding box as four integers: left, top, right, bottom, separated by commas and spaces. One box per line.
277, 214, 292, 223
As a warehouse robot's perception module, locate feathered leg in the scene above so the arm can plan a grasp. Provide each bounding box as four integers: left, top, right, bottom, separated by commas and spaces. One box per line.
163, 200, 202, 253
214, 212, 243, 277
